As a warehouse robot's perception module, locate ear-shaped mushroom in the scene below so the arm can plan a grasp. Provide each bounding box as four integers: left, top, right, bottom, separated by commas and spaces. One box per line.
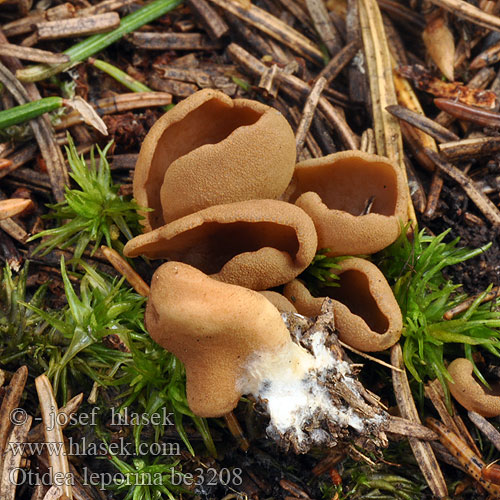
258, 291, 298, 313
124, 199, 318, 290
447, 358, 500, 417
146, 261, 293, 417
133, 88, 296, 231
292, 151, 408, 256
284, 258, 402, 352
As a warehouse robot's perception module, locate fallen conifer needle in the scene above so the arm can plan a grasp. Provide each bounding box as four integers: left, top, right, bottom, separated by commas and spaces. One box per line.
0, 199, 33, 220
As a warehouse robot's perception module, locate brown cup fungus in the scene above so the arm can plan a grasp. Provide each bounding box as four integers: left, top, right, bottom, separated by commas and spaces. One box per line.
447, 358, 500, 417
133, 88, 296, 231
283, 258, 402, 352
146, 261, 298, 417
123, 199, 318, 290
292, 151, 408, 256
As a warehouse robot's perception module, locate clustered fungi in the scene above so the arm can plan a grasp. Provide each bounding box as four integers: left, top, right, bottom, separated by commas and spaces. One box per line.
124, 89, 408, 449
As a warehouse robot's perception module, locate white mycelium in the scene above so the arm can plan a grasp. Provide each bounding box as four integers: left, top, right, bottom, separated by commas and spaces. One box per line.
237, 313, 379, 447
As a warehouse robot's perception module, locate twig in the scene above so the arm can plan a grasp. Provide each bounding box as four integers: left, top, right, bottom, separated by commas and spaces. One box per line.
276, 0, 314, 30
468, 410, 500, 452
0, 218, 28, 243
317, 99, 359, 150
405, 156, 427, 213
224, 12, 276, 60
423, 148, 500, 226
317, 39, 360, 85
2, 3, 76, 37
426, 0, 500, 31
0, 61, 68, 202
128, 31, 222, 50
0, 230, 22, 271
308, 117, 335, 154
28, 393, 84, 443
382, 13, 408, 65
186, 0, 229, 39
224, 412, 250, 451
359, 0, 416, 223
227, 43, 359, 149
35, 375, 73, 500
431, 441, 467, 473
434, 98, 500, 128
444, 286, 500, 320
0, 44, 70, 64
391, 58, 443, 177
391, 344, 448, 498
42, 486, 63, 500
258, 63, 279, 97
360, 128, 376, 154
206, 0, 323, 63
35, 12, 121, 40
338, 339, 403, 372
280, 478, 311, 499
440, 136, 500, 162
386, 104, 459, 143
16, 0, 183, 82
346, 0, 366, 105
288, 103, 323, 158
305, 0, 341, 55
0, 159, 12, 170
386, 416, 438, 441
400, 121, 435, 172
424, 171, 444, 218
78, 0, 136, 15
100, 245, 150, 297
359, 0, 402, 161
424, 379, 481, 455
97, 92, 172, 114
149, 74, 197, 97
377, 0, 425, 29
0, 413, 33, 500
427, 417, 500, 496
295, 77, 326, 154
0, 366, 28, 477
470, 39, 500, 70
56, 92, 172, 129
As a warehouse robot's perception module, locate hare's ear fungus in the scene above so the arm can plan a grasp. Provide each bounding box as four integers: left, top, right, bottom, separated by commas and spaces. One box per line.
146, 262, 292, 417
293, 150, 408, 256
447, 358, 500, 417
284, 258, 402, 352
133, 88, 296, 231
124, 199, 318, 291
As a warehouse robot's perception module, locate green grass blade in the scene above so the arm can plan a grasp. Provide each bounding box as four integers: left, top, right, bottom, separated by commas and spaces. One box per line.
90, 58, 152, 93
0, 97, 63, 129
17, 0, 183, 82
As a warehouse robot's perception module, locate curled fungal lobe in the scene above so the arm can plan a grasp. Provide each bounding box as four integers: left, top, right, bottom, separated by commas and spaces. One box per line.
124, 199, 318, 290
133, 88, 296, 231
447, 358, 500, 417
284, 258, 402, 352
293, 150, 408, 256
